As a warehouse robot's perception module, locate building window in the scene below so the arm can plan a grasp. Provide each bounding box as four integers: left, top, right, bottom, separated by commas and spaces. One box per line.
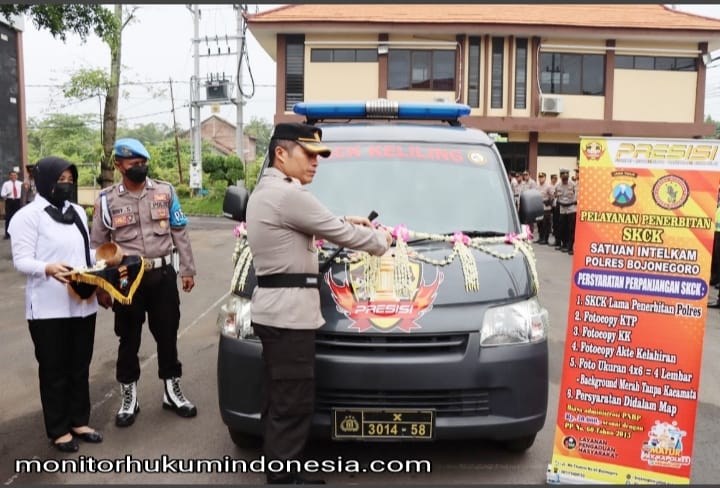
514, 38, 528, 109
467, 37, 481, 107
540, 52, 604, 95
491, 37, 504, 108
285, 35, 304, 112
388, 49, 456, 91
310, 48, 378, 62
615, 55, 697, 71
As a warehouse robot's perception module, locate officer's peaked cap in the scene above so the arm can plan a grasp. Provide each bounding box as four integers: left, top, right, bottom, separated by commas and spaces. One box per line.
559, 168, 570, 174
114, 138, 151, 161
271, 123, 331, 158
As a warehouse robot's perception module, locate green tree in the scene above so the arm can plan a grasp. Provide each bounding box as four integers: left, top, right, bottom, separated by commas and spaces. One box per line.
117, 122, 174, 146
0, 4, 117, 41
245, 117, 273, 159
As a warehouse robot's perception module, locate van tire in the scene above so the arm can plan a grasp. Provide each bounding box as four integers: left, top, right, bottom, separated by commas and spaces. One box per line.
501, 433, 536, 452
228, 428, 263, 449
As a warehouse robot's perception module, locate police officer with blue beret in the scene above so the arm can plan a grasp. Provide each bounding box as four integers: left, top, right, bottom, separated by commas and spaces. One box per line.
90, 138, 198, 427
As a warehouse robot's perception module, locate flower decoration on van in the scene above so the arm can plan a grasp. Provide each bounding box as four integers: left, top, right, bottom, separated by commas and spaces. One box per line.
231, 222, 538, 294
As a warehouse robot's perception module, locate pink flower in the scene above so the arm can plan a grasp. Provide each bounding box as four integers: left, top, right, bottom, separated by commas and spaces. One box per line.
315, 239, 326, 248
505, 232, 518, 244
522, 224, 533, 240
233, 222, 247, 237
392, 224, 410, 242
451, 231, 470, 245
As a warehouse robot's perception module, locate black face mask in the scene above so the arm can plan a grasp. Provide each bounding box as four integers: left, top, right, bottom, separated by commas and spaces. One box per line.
125, 165, 148, 183
48, 182, 74, 207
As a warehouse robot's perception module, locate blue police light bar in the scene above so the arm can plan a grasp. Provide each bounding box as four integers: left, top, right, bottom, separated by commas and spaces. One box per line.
293, 100, 471, 121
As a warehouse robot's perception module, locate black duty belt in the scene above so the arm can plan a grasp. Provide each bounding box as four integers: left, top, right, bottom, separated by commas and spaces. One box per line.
558, 201, 577, 207
256, 273, 320, 288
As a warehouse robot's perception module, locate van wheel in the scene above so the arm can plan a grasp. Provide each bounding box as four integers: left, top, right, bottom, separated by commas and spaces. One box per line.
228, 428, 262, 449
501, 434, 536, 452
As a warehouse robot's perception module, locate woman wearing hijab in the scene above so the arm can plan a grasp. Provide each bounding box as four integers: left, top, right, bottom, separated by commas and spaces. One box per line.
9, 157, 102, 453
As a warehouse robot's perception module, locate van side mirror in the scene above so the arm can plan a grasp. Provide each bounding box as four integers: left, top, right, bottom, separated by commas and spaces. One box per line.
518, 189, 544, 225
223, 185, 249, 222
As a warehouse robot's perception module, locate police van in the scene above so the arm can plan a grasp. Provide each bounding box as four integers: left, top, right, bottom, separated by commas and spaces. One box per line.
217, 100, 548, 452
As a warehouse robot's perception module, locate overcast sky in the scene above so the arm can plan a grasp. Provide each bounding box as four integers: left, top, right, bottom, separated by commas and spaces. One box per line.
17, 3, 720, 131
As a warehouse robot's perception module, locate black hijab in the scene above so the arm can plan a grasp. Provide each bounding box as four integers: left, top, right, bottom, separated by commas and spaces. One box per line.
34, 156, 78, 206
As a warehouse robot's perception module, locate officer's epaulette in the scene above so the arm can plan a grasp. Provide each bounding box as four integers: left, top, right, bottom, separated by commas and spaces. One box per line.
150, 178, 175, 189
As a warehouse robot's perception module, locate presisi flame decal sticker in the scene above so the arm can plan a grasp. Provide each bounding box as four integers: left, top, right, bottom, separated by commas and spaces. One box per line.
326, 255, 443, 332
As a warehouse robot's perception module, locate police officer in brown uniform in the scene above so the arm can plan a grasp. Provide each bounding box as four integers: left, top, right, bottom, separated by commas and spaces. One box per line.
536, 172, 553, 244
246, 123, 392, 484
90, 138, 197, 427
554, 168, 578, 255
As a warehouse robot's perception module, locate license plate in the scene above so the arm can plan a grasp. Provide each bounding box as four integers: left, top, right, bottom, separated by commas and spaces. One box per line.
332, 408, 434, 440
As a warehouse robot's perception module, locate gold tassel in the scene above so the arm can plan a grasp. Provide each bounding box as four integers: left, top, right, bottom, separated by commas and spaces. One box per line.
455, 241, 479, 292
393, 238, 413, 299
68, 259, 145, 305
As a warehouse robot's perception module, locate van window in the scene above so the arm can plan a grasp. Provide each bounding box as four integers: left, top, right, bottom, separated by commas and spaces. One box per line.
308, 142, 513, 233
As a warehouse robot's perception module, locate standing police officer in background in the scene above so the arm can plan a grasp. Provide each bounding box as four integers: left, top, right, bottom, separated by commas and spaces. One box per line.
709, 184, 720, 308
246, 123, 392, 484
90, 138, 197, 427
555, 168, 578, 255
536, 172, 553, 244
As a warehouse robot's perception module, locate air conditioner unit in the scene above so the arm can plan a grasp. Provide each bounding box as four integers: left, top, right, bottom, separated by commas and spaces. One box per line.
540, 95, 563, 114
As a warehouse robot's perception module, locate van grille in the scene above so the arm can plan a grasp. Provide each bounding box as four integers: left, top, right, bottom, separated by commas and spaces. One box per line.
315, 332, 468, 354
316, 389, 490, 417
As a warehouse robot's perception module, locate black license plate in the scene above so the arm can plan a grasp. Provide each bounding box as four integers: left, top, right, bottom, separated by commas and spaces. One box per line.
332, 408, 434, 440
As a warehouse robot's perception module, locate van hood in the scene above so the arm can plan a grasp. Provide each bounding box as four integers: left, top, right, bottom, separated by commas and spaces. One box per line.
319, 241, 536, 334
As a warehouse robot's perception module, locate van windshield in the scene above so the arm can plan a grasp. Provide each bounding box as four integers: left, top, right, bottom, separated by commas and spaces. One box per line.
307, 142, 516, 234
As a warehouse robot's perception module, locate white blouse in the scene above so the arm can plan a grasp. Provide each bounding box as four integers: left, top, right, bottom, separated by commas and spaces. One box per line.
9, 195, 98, 320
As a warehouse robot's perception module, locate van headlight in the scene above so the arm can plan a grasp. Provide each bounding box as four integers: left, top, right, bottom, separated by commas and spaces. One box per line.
480, 298, 548, 346
217, 294, 256, 340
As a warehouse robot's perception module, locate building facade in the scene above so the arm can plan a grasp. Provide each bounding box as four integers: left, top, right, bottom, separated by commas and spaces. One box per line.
0, 16, 27, 178
246, 4, 720, 177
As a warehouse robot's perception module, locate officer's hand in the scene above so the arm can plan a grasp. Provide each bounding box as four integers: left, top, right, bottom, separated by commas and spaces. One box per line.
382, 228, 393, 248
45, 262, 73, 283
181, 276, 195, 293
344, 215, 372, 227
96, 289, 113, 309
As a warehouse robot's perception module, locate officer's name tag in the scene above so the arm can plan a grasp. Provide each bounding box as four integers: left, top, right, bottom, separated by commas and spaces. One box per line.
112, 213, 136, 227
111, 205, 133, 216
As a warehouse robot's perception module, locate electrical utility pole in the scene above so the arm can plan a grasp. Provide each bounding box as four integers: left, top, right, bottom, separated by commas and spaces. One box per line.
236, 4, 245, 184
189, 4, 203, 194
188, 4, 244, 194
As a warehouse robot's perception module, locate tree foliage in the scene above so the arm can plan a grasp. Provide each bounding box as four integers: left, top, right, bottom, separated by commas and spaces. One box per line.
0, 4, 117, 41
245, 116, 273, 158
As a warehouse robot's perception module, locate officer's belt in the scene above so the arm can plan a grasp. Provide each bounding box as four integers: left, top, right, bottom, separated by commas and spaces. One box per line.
256, 273, 320, 288
144, 253, 173, 270
558, 201, 577, 207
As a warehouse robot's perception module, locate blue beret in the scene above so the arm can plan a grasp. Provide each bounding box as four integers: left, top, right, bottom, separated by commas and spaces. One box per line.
114, 138, 151, 161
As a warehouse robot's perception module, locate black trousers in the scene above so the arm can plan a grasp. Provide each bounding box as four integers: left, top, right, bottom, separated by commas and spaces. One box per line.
552, 205, 560, 243
559, 212, 577, 250
113, 265, 182, 383
537, 209, 552, 242
710, 231, 720, 286
252, 323, 316, 483
28, 314, 97, 440
5, 198, 21, 237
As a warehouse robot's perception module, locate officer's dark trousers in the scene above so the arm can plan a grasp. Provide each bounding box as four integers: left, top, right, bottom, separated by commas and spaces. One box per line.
552, 206, 560, 244
711, 231, 720, 286
560, 212, 577, 251
252, 323, 316, 483
113, 265, 182, 383
29, 314, 97, 440
538, 210, 552, 242
5, 198, 21, 237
